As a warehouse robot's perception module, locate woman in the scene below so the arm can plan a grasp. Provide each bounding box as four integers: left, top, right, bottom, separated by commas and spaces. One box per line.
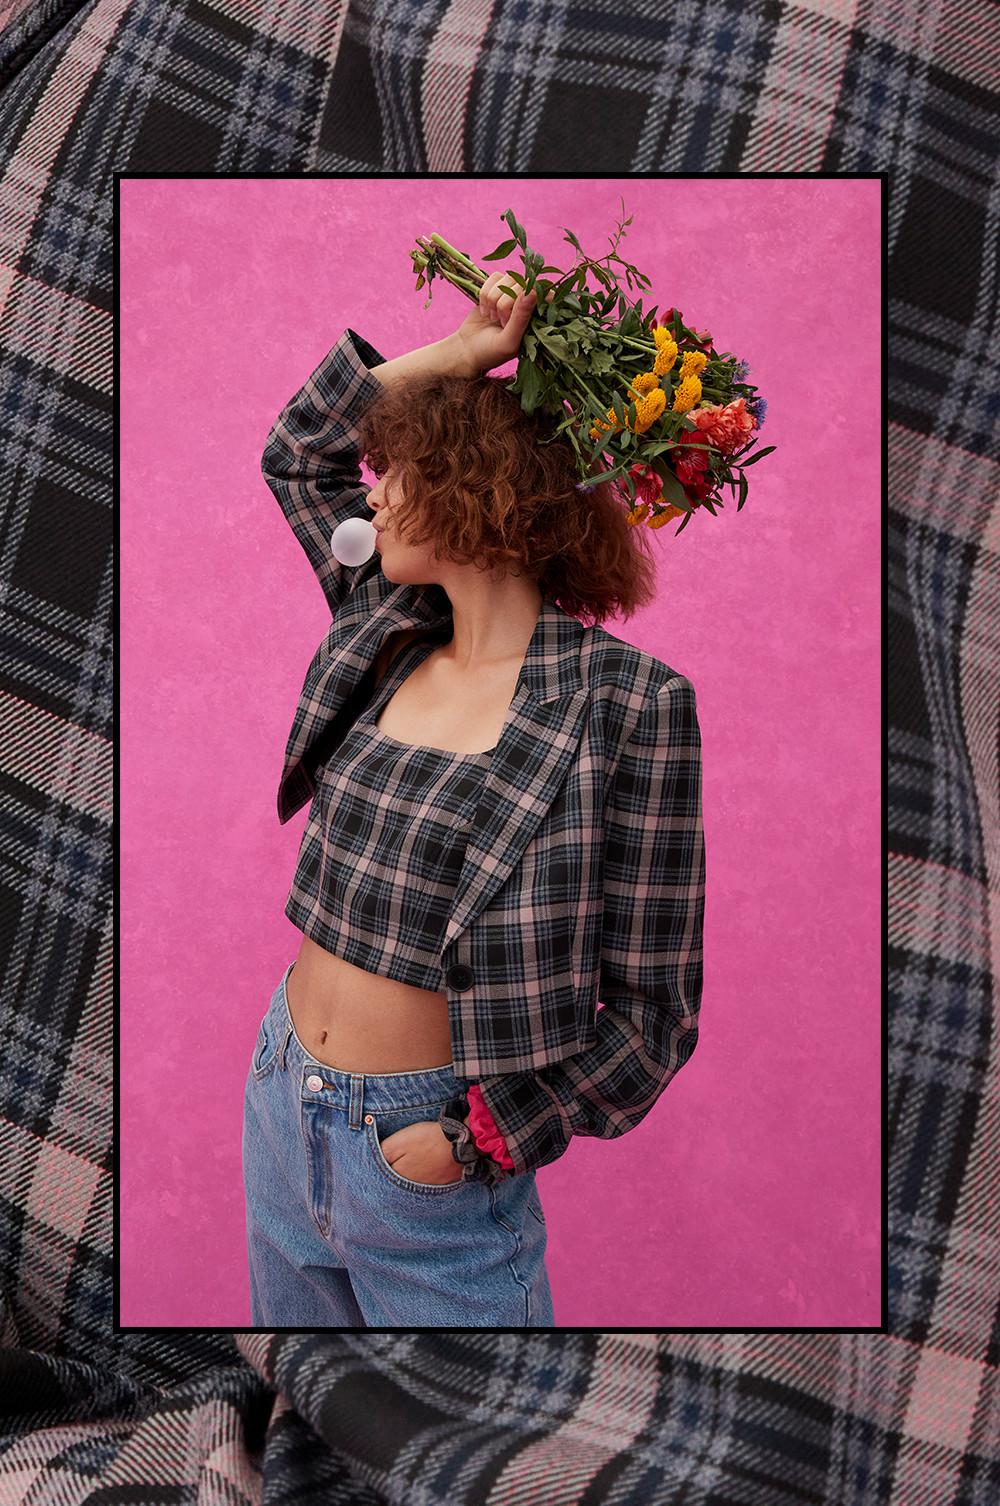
243, 271, 706, 1328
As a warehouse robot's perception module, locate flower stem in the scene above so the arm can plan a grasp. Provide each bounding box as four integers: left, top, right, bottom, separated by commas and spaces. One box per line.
567, 371, 604, 412
440, 267, 481, 298
429, 234, 485, 281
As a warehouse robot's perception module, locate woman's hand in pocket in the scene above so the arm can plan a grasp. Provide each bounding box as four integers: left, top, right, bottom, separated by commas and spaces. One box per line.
379, 1120, 465, 1185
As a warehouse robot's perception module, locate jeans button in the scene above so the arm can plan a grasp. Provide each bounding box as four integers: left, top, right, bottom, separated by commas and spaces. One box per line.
306, 1074, 323, 1091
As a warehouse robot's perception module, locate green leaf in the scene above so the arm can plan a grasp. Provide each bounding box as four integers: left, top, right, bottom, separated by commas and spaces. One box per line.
539, 345, 586, 373
522, 248, 545, 286
738, 470, 748, 508
587, 349, 617, 375
611, 390, 627, 428
563, 227, 584, 254
648, 458, 692, 508
512, 358, 545, 413
482, 236, 519, 261
579, 453, 629, 490
545, 296, 559, 326
600, 458, 631, 488
740, 444, 776, 467
547, 269, 578, 298
534, 326, 574, 357
501, 209, 527, 248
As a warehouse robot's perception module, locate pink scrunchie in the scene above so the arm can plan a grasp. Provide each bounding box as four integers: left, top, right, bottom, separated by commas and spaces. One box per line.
466, 1083, 515, 1169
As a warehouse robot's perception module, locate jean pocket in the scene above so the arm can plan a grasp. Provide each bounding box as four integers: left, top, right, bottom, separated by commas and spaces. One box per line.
527, 1185, 546, 1224
250, 1013, 279, 1081
366, 1103, 467, 1196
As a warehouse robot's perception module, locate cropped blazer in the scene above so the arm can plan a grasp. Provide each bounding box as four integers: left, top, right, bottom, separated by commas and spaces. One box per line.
260, 327, 706, 1178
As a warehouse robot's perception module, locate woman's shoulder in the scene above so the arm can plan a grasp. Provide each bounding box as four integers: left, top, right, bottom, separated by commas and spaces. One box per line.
580, 618, 694, 704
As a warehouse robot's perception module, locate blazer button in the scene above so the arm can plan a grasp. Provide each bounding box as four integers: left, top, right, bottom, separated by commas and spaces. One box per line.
446, 963, 474, 991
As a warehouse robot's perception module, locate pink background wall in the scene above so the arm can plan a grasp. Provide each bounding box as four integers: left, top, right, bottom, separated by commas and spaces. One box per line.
119, 176, 882, 1327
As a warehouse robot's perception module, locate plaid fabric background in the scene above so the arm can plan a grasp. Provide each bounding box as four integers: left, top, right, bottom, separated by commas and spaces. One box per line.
1, 1, 996, 1502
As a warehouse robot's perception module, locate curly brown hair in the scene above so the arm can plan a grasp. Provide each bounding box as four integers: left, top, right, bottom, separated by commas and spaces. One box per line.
356, 369, 657, 627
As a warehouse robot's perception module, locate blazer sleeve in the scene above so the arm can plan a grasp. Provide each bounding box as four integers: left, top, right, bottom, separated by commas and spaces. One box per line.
260, 327, 389, 615
471, 675, 705, 1177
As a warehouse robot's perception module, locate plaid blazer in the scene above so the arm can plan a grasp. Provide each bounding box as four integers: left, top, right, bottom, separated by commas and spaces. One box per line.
263, 327, 706, 1176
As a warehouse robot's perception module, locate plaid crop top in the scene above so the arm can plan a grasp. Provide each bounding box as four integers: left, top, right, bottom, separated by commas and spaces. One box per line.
284, 630, 493, 991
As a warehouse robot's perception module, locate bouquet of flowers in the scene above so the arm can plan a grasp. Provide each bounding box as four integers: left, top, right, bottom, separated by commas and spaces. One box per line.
410, 200, 774, 535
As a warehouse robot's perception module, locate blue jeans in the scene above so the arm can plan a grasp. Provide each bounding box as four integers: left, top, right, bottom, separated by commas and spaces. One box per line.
242, 962, 555, 1327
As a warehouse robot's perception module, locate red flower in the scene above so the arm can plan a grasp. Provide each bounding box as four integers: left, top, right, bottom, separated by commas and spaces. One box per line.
627, 461, 663, 507
671, 431, 709, 483
653, 306, 714, 353
668, 432, 715, 504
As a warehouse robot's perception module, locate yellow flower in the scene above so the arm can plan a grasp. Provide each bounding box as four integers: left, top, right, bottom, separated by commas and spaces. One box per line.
648, 504, 686, 527
653, 344, 677, 377
672, 375, 702, 414
679, 349, 708, 379
625, 501, 652, 526
589, 366, 668, 442
630, 386, 667, 432
589, 408, 622, 440
652, 326, 673, 346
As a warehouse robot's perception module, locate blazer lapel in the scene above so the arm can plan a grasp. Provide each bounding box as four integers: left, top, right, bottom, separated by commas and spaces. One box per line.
280, 580, 453, 792
280, 587, 590, 944
304, 580, 452, 709
444, 597, 588, 948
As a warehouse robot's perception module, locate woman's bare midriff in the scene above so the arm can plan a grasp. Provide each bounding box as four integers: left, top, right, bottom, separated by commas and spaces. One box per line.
286, 935, 455, 1072
283, 625, 529, 1073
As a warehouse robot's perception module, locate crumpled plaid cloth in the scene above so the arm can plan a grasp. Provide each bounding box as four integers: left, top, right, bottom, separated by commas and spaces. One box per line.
2, 1, 997, 1503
